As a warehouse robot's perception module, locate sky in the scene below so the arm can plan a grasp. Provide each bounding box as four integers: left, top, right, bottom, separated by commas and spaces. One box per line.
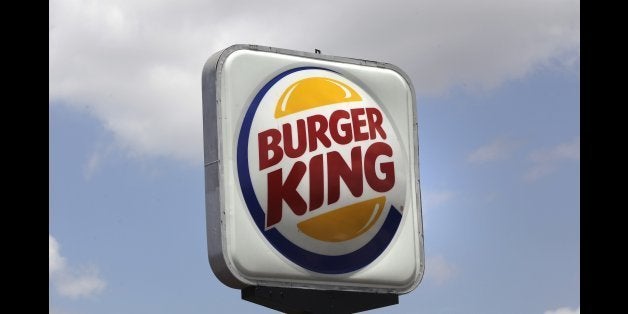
49, 0, 580, 313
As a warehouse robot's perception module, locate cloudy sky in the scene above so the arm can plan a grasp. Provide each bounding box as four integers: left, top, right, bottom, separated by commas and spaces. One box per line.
49, 0, 579, 313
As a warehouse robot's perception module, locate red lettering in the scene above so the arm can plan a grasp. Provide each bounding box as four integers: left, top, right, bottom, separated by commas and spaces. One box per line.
350, 108, 369, 141
329, 110, 353, 145
364, 142, 395, 192
307, 114, 331, 152
258, 128, 283, 170
282, 119, 307, 158
266, 162, 308, 228
365, 107, 387, 140
327, 146, 364, 205
308, 154, 324, 212
259, 106, 397, 227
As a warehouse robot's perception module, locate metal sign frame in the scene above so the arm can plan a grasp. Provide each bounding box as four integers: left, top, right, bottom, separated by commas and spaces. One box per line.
202, 44, 424, 294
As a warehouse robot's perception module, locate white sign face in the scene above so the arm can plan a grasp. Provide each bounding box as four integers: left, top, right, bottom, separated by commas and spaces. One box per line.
202, 45, 424, 293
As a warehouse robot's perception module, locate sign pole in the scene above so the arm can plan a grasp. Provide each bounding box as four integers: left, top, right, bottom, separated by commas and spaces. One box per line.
242, 286, 398, 314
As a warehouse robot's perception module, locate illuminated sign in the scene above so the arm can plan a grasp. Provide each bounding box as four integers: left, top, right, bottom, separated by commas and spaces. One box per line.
202, 45, 423, 293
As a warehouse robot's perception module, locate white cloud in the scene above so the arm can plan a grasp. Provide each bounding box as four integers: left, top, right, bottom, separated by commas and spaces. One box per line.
529, 137, 580, 163
49, 234, 106, 299
49, 307, 75, 314
49, 306, 82, 314
524, 136, 579, 181
56, 267, 107, 299
422, 190, 454, 209
50, 0, 579, 163
49, 235, 66, 275
425, 255, 457, 285
544, 306, 580, 314
83, 151, 101, 180
83, 144, 115, 180
524, 163, 554, 181
468, 138, 518, 163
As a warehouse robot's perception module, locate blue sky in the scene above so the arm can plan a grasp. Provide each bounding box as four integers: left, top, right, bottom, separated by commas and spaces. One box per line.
50, 1, 579, 313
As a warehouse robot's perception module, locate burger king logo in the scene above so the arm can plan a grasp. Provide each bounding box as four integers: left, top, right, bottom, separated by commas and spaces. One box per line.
237, 67, 407, 274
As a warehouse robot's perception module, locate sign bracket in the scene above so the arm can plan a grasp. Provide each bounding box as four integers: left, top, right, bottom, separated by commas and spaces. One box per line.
242, 286, 398, 313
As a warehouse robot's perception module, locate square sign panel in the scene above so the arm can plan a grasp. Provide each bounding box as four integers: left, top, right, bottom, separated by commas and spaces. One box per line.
202, 45, 424, 293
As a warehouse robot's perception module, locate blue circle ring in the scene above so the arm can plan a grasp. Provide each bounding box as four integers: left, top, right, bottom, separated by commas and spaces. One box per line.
236, 67, 403, 274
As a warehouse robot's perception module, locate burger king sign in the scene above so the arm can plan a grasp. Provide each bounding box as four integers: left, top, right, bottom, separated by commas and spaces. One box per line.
202, 45, 424, 293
